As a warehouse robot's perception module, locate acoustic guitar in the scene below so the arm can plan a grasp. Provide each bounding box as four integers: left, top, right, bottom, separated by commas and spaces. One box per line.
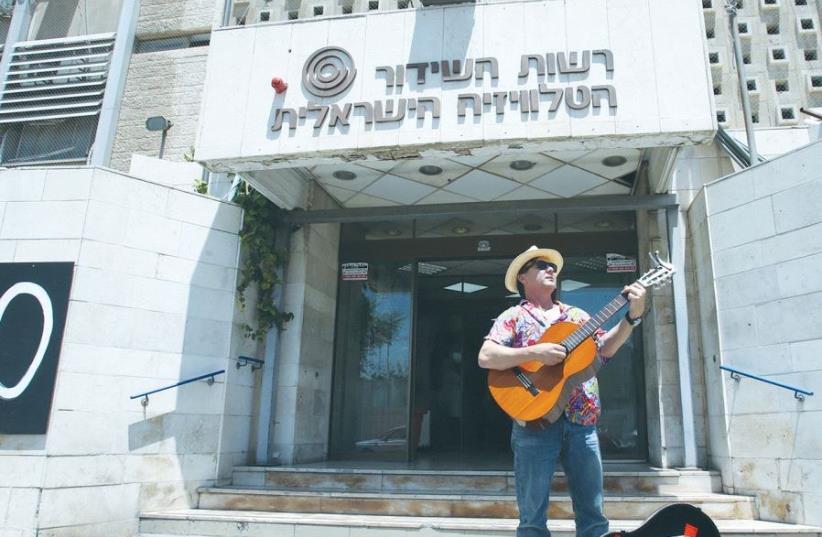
488, 252, 675, 423
602, 503, 721, 537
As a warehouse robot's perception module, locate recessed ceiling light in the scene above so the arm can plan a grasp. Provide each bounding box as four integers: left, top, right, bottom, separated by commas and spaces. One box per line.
452, 225, 470, 234
523, 223, 543, 231
333, 170, 357, 180
510, 160, 536, 171
385, 228, 402, 236
561, 279, 591, 292
419, 165, 443, 176
444, 282, 488, 293
601, 156, 628, 167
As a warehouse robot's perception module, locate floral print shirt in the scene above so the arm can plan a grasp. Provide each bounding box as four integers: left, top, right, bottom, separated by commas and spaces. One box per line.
485, 300, 608, 426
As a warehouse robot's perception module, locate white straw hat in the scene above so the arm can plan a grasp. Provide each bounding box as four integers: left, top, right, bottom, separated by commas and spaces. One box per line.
504, 245, 564, 293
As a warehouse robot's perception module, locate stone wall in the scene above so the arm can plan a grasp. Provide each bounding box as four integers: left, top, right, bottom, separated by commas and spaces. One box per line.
690, 140, 822, 524
271, 183, 341, 463
109, 47, 210, 175
137, 0, 219, 37
0, 167, 258, 536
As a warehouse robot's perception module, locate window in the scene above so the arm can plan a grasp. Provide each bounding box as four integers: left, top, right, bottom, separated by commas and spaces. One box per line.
775, 80, 789, 92
313, 5, 323, 15
767, 23, 779, 34
747, 79, 757, 91
709, 52, 720, 64
706, 28, 715, 39
780, 107, 795, 120
772, 48, 786, 60
800, 18, 815, 30
135, 33, 211, 53
1, 116, 98, 165
716, 110, 727, 123
805, 49, 818, 61
369, 0, 379, 9
713, 84, 722, 95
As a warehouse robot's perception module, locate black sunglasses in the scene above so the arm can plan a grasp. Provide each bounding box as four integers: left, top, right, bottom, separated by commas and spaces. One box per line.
520, 259, 558, 274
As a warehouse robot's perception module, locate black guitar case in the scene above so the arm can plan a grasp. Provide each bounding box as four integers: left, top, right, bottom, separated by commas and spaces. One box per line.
602, 503, 721, 537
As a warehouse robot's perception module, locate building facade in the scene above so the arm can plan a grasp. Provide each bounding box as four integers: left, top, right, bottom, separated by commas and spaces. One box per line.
0, 1, 820, 536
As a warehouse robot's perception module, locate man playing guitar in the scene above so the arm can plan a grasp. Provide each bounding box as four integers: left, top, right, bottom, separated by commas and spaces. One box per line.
478, 245, 647, 537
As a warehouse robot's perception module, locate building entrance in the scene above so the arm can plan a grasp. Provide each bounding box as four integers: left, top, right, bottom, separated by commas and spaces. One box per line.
328, 218, 648, 466
411, 259, 513, 466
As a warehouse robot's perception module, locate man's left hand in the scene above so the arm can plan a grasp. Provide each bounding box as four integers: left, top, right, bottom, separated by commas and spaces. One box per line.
623, 282, 647, 319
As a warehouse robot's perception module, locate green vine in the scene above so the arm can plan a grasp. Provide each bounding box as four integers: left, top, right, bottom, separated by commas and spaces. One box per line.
233, 181, 294, 340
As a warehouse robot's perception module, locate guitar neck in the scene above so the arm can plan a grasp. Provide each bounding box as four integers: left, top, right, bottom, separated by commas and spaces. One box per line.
560, 294, 629, 351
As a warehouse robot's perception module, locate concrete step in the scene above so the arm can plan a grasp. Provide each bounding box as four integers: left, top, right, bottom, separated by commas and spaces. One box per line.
231, 466, 722, 495
197, 487, 756, 520
140, 510, 822, 537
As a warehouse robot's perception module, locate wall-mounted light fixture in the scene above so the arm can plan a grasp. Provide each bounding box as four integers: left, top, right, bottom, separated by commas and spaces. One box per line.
145, 116, 173, 159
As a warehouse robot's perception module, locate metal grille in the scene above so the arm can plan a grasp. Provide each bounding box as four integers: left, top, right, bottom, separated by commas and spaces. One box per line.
0, 32, 115, 124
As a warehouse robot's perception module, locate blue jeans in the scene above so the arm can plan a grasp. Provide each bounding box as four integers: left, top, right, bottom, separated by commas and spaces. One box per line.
510, 416, 608, 537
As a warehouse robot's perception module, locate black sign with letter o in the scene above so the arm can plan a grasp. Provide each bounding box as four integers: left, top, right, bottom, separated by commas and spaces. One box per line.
0, 262, 73, 434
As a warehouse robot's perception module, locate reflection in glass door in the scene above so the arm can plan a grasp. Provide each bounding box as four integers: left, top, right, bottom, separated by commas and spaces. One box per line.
329, 261, 413, 461
410, 256, 648, 462
554, 258, 647, 460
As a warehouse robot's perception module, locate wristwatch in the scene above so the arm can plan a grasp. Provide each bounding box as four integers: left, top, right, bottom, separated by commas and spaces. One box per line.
625, 311, 642, 327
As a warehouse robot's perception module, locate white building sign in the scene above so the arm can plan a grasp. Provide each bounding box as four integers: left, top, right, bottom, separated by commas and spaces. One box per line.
197, 0, 714, 170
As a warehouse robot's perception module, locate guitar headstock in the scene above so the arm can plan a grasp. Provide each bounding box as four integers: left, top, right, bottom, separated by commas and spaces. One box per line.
637, 251, 675, 289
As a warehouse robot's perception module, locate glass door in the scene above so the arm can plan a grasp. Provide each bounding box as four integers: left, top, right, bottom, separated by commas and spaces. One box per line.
328, 260, 414, 461
411, 260, 515, 465
558, 257, 648, 460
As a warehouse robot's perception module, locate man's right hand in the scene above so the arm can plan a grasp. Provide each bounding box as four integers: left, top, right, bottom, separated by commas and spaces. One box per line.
529, 342, 567, 366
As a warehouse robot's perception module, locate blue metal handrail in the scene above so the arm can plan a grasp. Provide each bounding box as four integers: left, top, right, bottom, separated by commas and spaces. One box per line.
237, 355, 264, 370
720, 365, 814, 400
130, 369, 225, 407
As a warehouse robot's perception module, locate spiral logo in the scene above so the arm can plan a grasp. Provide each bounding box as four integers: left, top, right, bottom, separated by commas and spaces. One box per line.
302, 46, 357, 98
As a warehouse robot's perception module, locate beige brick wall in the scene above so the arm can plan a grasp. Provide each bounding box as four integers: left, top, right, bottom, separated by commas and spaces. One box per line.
109, 47, 210, 174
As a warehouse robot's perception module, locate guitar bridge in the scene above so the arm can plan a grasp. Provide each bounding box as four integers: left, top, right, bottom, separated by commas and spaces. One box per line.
513, 367, 540, 396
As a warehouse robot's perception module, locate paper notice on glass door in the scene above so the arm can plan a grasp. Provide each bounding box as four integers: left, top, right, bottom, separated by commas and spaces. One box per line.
341, 262, 368, 281
606, 253, 637, 273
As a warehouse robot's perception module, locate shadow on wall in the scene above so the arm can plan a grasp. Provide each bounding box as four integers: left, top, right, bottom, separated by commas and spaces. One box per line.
119, 192, 260, 511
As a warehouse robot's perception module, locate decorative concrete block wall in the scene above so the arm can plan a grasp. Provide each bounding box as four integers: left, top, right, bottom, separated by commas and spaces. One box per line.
690, 140, 822, 525
703, 0, 822, 129
0, 167, 258, 536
